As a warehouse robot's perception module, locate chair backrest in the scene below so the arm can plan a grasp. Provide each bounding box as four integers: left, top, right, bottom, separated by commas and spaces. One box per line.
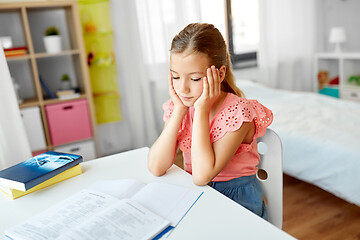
256, 128, 283, 229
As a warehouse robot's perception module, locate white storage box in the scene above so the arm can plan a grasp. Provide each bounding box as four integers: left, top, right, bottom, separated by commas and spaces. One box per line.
341, 88, 360, 102
20, 106, 47, 152
54, 140, 96, 161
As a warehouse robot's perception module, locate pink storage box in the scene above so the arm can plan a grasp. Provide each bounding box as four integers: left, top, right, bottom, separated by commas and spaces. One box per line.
45, 99, 93, 146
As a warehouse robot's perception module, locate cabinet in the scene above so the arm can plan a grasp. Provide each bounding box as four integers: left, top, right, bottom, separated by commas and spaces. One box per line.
0, 1, 97, 158
315, 52, 360, 102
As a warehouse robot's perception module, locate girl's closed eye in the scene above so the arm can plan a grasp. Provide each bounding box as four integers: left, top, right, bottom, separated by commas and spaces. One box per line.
191, 78, 202, 81
173, 76, 180, 80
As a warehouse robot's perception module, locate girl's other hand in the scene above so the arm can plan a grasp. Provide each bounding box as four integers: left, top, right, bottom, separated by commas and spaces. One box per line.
168, 73, 188, 111
194, 65, 221, 112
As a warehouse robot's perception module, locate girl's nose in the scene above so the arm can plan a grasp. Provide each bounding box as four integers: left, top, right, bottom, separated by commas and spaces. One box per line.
180, 79, 189, 92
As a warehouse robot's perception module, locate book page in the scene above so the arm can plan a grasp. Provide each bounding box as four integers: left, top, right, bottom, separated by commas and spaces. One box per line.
57, 199, 170, 240
131, 182, 203, 226
5, 180, 202, 240
5, 189, 118, 240
87, 179, 146, 199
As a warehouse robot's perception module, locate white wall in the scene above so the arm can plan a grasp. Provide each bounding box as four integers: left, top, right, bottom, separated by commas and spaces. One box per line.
322, 0, 360, 52
234, 0, 360, 82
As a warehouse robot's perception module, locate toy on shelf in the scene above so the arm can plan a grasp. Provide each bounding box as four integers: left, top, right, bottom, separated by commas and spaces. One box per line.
318, 71, 339, 89
348, 75, 360, 86
318, 71, 329, 89
329, 76, 339, 85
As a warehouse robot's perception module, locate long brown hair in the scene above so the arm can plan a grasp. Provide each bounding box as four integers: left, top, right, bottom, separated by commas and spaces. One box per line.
170, 23, 244, 97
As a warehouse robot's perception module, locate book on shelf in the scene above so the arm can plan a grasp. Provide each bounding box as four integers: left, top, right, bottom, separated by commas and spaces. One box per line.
0, 151, 83, 192
0, 164, 82, 200
39, 75, 56, 99
56, 89, 75, 96
5, 179, 203, 240
4, 46, 27, 57
56, 89, 81, 100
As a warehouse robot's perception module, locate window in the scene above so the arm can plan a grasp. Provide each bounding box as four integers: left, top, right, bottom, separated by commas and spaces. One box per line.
226, 0, 259, 68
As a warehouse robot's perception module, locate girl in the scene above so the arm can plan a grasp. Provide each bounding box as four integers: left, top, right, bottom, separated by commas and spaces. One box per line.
148, 23, 272, 219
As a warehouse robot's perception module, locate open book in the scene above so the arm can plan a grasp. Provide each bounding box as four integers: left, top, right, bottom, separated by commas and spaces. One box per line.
5, 179, 203, 240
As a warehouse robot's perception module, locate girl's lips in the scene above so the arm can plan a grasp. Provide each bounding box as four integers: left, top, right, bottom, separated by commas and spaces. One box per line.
180, 96, 193, 101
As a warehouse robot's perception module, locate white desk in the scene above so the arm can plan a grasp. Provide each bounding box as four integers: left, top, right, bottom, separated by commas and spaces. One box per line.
0, 147, 296, 239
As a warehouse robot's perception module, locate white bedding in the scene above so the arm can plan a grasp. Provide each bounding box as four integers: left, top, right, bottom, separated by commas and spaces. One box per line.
237, 79, 360, 206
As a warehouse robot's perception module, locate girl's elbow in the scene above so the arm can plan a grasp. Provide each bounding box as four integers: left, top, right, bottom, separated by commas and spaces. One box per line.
192, 173, 212, 186
148, 163, 166, 177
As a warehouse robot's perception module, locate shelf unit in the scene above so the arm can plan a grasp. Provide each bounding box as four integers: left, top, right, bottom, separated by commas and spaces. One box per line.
0, 1, 97, 159
315, 52, 360, 102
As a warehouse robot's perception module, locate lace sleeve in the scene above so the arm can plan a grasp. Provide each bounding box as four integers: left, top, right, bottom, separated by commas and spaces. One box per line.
162, 99, 174, 123
210, 98, 273, 142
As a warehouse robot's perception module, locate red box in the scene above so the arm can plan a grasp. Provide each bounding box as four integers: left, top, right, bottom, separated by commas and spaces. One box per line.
45, 99, 93, 146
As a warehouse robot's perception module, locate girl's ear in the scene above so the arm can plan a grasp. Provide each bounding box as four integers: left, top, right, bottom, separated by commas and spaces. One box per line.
219, 65, 226, 83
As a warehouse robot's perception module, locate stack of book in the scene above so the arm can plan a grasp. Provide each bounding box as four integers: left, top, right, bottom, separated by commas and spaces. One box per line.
4, 46, 27, 57
0, 151, 83, 200
56, 89, 80, 100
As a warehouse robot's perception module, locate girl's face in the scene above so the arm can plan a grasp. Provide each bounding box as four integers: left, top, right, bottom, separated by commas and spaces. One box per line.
170, 52, 209, 107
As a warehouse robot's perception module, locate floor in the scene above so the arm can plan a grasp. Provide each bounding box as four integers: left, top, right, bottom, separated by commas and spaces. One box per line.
282, 175, 360, 240
174, 154, 360, 240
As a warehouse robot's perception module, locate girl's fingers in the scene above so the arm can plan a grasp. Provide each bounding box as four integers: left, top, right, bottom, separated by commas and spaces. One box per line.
211, 66, 218, 95
202, 76, 209, 96
207, 67, 214, 96
214, 68, 220, 95
208, 66, 221, 97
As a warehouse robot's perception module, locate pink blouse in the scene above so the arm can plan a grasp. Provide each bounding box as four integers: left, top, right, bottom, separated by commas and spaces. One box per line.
163, 93, 273, 182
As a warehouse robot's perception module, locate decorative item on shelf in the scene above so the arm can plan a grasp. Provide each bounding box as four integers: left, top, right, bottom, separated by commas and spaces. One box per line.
329, 27, 346, 52
0, 36, 13, 49
61, 73, 71, 90
348, 75, 360, 86
43, 26, 62, 54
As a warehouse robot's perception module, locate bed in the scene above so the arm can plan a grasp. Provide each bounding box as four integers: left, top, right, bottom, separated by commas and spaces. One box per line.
236, 79, 360, 206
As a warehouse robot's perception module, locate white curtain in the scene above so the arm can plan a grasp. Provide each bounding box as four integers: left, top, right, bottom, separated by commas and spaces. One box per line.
135, 0, 201, 81
134, 0, 202, 132
99, 0, 159, 153
0, 47, 31, 170
258, 0, 319, 91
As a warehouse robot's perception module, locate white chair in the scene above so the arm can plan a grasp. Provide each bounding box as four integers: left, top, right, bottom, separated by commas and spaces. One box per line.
256, 128, 283, 229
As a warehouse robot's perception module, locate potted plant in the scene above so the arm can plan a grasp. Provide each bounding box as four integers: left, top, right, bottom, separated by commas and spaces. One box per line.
43, 26, 62, 53
61, 74, 71, 90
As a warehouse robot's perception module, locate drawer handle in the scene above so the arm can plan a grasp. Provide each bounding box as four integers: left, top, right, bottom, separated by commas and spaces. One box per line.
63, 106, 73, 110
351, 92, 358, 97
70, 147, 80, 152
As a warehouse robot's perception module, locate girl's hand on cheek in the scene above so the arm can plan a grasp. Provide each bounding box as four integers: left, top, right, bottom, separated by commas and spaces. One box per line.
194, 66, 221, 112
168, 73, 188, 112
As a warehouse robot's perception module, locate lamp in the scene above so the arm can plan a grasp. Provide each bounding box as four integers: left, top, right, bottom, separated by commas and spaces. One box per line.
329, 27, 346, 52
